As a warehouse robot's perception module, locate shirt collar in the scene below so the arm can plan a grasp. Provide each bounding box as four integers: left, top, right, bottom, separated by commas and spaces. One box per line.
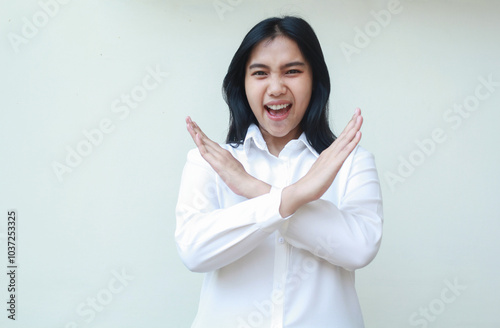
243, 124, 319, 158
297, 130, 320, 158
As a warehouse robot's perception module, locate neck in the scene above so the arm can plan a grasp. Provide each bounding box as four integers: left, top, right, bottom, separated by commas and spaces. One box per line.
260, 126, 302, 157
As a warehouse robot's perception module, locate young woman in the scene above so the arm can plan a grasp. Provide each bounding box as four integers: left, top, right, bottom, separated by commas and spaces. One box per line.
176, 16, 383, 328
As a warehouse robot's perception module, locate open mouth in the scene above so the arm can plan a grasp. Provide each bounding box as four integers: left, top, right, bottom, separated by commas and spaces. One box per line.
264, 103, 292, 120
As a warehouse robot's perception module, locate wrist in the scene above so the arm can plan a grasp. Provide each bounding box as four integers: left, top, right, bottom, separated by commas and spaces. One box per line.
241, 175, 271, 199
280, 183, 306, 217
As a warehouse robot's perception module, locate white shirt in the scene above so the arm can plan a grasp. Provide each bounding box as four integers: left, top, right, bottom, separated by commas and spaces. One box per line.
175, 124, 383, 328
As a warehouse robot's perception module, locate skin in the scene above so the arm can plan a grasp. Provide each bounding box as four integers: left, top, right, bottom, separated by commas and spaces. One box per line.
244, 36, 313, 156
186, 36, 363, 217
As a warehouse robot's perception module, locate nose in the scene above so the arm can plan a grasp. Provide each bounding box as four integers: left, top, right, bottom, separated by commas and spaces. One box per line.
267, 75, 286, 97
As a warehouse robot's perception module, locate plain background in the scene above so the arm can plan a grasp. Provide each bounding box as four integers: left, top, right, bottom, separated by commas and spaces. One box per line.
1, 0, 499, 327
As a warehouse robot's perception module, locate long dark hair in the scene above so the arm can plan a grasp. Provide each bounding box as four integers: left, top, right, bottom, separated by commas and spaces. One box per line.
223, 16, 336, 154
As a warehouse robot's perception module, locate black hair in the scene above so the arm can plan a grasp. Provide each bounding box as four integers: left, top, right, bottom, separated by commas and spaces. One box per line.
222, 16, 336, 154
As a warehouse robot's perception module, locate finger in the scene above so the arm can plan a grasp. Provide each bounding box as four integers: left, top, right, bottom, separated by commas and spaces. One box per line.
189, 121, 226, 154
336, 113, 363, 147
195, 133, 222, 164
188, 118, 211, 141
338, 109, 361, 138
347, 108, 361, 125
343, 130, 362, 154
194, 128, 222, 153
186, 116, 196, 134
343, 115, 363, 145
186, 116, 197, 131
195, 132, 209, 155
195, 133, 230, 172
186, 121, 197, 140
187, 118, 214, 154
186, 117, 217, 150
199, 137, 231, 163
348, 109, 362, 130
343, 120, 363, 150
187, 120, 227, 161
327, 114, 362, 156
195, 133, 234, 165
353, 114, 363, 132
186, 120, 198, 144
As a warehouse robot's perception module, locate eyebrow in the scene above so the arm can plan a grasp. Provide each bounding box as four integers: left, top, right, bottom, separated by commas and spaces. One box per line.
248, 61, 306, 70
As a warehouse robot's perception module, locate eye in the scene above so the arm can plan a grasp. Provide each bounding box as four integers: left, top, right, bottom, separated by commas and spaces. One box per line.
286, 69, 302, 74
251, 71, 267, 76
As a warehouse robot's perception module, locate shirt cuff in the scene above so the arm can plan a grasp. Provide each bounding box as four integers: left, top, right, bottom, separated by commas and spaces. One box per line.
258, 185, 290, 233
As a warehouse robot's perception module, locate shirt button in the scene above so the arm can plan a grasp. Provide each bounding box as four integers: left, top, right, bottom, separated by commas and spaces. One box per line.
278, 237, 284, 244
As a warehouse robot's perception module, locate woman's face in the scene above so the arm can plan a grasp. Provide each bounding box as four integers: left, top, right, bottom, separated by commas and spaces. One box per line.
244, 36, 313, 145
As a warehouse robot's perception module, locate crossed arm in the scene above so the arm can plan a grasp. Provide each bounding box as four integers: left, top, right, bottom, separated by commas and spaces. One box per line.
185, 108, 363, 218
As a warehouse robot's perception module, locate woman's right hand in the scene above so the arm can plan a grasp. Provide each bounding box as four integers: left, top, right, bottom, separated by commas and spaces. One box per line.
279, 108, 363, 217
186, 116, 271, 199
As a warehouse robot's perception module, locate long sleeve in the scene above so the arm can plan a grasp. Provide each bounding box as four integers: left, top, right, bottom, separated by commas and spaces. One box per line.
176, 127, 382, 327
280, 146, 383, 271
175, 148, 287, 273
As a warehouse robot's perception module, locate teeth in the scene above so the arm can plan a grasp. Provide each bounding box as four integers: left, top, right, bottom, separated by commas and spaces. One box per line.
267, 104, 289, 110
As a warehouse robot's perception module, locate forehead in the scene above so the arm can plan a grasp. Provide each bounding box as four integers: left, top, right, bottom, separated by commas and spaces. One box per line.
247, 36, 306, 66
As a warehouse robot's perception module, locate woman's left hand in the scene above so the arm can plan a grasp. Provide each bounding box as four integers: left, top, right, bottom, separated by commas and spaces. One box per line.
186, 116, 270, 199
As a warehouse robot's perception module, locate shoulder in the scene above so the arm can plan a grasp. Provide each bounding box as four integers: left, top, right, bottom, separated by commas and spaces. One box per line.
339, 145, 378, 178
351, 145, 376, 162
186, 147, 203, 162
185, 148, 212, 172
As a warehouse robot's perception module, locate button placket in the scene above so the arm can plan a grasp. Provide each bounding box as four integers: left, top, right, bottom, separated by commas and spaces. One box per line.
270, 155, 290, 328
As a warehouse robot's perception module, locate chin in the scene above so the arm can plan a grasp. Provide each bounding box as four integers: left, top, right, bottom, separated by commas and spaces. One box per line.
267, 125, 294, 138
